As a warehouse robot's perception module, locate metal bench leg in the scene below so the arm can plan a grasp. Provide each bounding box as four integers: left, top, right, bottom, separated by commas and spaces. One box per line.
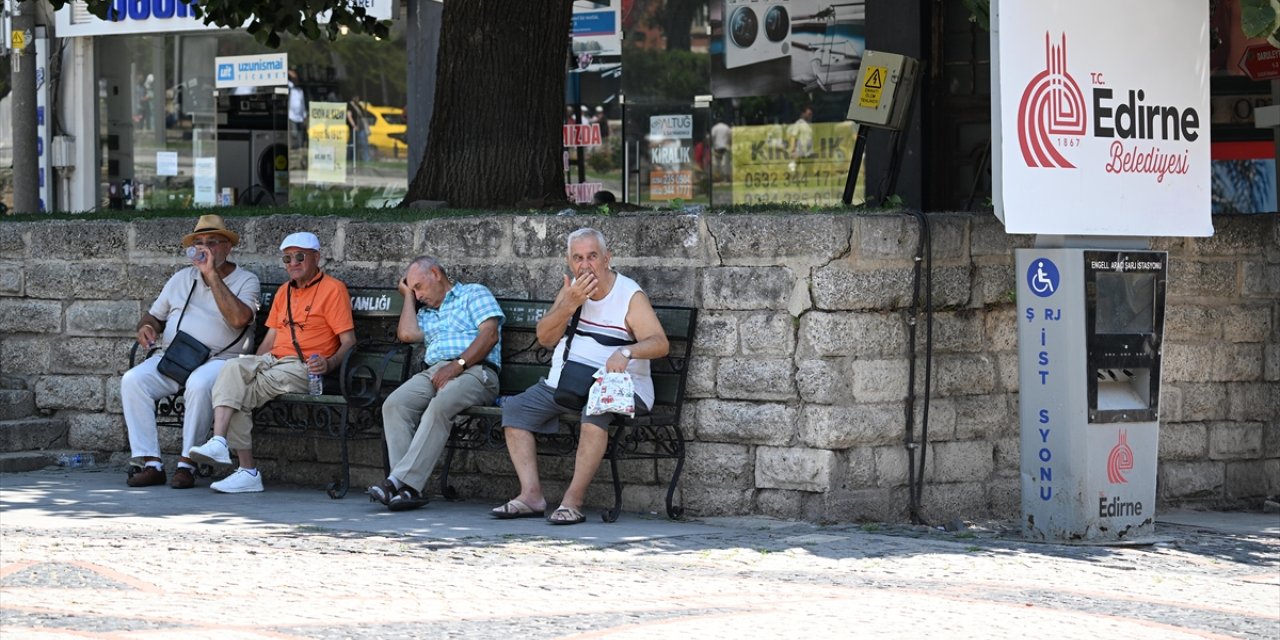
664, 426, 687, 520
327, 406, 351, 499
440, 441, 459, 501
603, 427, 624, 523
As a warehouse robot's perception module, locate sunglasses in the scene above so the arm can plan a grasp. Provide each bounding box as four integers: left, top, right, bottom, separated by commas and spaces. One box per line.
281, 251, 312, 264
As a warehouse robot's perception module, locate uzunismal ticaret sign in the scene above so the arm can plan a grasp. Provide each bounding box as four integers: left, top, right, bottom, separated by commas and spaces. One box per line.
990, 0, 1212, 237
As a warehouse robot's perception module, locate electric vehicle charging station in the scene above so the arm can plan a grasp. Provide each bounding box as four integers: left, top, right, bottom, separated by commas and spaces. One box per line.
991, 1, 1212, 542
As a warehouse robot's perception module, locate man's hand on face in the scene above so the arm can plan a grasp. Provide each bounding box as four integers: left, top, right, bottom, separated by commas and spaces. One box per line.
560, 271, 597, 308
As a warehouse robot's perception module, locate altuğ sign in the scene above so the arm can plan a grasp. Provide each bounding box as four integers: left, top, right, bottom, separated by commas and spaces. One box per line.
1239, 43, 1280, 81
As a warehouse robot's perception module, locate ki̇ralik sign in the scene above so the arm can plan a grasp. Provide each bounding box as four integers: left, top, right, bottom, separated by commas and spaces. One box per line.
990, 0, 1212, 237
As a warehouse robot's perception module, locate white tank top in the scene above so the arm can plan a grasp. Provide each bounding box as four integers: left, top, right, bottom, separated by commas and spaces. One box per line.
545, 272, 654, 409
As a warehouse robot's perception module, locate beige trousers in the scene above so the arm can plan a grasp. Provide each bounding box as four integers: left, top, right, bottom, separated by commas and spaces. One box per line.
210, 354, 308, 450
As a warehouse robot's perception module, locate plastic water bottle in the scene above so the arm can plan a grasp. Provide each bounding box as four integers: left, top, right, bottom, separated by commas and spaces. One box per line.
308, 354, 324, 396
57, 453, 94, 468
185, 246, 207, 263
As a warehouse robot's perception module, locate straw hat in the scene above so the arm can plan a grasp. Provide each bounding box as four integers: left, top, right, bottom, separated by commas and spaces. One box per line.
181, 214, 240, 248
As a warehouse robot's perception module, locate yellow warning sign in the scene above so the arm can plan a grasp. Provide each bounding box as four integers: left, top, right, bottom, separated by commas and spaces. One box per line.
11, 30, 25, 51
858, 65, 887, 108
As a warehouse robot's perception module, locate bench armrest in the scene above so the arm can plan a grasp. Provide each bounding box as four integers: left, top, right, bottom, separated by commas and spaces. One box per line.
339, 338, 415, 408
128, 340, 161, 369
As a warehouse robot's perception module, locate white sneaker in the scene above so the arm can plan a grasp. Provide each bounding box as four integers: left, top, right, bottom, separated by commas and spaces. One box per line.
210, 468, 264, 493
188, 437, 232, 466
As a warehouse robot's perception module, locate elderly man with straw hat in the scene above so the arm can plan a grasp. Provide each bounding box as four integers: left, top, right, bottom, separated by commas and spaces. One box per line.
122, 214, 260, 489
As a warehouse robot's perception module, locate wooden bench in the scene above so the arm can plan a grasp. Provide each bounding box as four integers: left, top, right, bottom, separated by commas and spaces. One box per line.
440, 298, 698, 522
128, 284, 414, 498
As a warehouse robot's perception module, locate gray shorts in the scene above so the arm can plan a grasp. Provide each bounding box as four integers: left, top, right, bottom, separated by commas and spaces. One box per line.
502, 379, 650, 434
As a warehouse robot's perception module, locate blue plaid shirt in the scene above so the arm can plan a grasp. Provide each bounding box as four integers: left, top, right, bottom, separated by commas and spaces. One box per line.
417, 283, 504, 369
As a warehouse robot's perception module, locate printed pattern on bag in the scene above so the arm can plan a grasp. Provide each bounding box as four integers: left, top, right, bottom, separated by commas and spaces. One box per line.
586, 371, 635, 417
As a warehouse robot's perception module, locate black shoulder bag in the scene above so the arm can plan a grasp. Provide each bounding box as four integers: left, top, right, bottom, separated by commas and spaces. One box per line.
157, 280, 248, 384
552, 307, 597, 410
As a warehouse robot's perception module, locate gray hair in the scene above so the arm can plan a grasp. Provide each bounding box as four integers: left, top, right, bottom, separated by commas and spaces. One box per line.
409, 255, 447, 280
567, 228, 608, 254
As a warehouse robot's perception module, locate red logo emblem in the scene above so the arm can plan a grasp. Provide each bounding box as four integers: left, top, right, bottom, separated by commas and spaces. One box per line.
1017, 33, 1087, 169
1107, 430, 1134, 484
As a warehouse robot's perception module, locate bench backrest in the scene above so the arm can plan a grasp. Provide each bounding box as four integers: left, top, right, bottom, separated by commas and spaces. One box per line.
495, 298, 698, 415
260, 283, 414, 389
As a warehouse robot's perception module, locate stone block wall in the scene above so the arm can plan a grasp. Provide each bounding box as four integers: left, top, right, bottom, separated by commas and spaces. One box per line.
0, 212, 1275, 523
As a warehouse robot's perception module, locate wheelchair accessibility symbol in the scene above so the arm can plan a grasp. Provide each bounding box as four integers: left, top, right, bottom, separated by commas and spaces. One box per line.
1027, 258, 1059, 298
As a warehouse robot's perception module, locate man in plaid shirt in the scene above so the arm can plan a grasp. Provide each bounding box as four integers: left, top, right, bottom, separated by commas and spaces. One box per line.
368, 256, 504, 511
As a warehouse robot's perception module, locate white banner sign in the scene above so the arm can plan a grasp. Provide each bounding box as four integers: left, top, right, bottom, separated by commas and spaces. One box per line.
650, 114, 693, 140
55, 0, 395, 38
215, 53, 287, 89
991, 0, 1212, 237
193, 157, 217, 206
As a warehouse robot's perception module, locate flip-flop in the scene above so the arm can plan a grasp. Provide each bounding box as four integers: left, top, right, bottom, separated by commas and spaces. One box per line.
491, 498, 545, 519
547, 505, 586, 525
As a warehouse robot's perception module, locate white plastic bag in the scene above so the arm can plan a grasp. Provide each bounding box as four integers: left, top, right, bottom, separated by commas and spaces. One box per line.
585, 370, 636, 417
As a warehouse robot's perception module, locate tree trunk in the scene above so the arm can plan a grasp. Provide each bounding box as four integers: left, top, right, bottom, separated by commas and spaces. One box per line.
403, 0, 573, 208
660, 0, 699, 52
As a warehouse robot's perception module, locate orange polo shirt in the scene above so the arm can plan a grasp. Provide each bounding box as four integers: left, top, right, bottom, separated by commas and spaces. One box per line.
266, 273, 355, 359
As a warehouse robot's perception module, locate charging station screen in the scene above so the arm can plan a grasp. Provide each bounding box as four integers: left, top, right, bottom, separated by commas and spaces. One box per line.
1095, 272, 1156, 334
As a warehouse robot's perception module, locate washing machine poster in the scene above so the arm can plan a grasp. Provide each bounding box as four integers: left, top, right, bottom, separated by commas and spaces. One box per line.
712, 0, 865, 98
307, 101, 348, 184
731, 120, 854, 205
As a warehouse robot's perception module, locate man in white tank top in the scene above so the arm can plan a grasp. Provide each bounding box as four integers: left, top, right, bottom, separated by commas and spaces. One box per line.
492, 228, 669, 524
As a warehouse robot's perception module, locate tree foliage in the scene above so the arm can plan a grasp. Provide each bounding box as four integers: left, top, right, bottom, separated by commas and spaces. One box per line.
40, 0, 390, 47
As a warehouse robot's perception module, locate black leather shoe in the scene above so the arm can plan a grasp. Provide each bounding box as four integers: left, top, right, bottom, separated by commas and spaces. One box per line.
388, 486, 429, 512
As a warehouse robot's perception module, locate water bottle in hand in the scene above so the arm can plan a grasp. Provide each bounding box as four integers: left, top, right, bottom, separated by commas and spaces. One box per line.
185, 246, 207, 263
308, 354, 324, 396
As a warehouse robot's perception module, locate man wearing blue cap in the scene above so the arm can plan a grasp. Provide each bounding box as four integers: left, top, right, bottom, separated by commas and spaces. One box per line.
190, 232, 356, 493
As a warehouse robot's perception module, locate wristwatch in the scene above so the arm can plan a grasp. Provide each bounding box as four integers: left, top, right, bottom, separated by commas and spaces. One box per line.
456, 357, 467, 367
620, 348, 632, 360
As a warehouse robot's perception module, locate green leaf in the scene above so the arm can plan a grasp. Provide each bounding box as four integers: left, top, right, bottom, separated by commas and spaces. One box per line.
1242, 0, 1279, 38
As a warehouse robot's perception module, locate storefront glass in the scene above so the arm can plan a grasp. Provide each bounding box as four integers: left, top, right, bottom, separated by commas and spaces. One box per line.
95, 24, 408, 210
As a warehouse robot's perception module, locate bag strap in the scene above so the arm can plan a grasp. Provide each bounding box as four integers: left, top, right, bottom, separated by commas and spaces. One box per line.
211, 325, 249, 358
173, 276, 248, 357
172, 280, 197, 333
560, 306, 582, 364
286, 283, 306, 362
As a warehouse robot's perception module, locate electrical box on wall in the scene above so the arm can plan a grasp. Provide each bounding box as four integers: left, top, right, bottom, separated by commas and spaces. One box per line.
51, 136, 76, 169
846, 50, 919, 131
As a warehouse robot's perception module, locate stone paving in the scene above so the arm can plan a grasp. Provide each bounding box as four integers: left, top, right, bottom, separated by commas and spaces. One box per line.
1, 468, 1277, 639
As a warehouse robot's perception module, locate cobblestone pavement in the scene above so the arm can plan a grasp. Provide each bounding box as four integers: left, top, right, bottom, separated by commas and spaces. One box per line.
2, 469, 1278, 639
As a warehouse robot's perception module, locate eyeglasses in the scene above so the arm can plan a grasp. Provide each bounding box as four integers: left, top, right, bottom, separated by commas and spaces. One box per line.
281, 251, 311, 264
192, 238, 224, 248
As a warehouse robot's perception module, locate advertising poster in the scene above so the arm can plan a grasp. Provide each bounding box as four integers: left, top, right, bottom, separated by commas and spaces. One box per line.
193, 157, 217, 206
646, 113, 696, 202
306, 101, 348, 184
711, 0, 865, 98
730, 121, 853, 205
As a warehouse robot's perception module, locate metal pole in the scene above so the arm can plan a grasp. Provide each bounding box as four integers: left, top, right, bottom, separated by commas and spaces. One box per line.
841, 125, 868, 206
10, 0, 38, 213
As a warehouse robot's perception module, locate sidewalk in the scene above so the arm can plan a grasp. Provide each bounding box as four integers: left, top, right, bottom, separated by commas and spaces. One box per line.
3, 467, 1278, 639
